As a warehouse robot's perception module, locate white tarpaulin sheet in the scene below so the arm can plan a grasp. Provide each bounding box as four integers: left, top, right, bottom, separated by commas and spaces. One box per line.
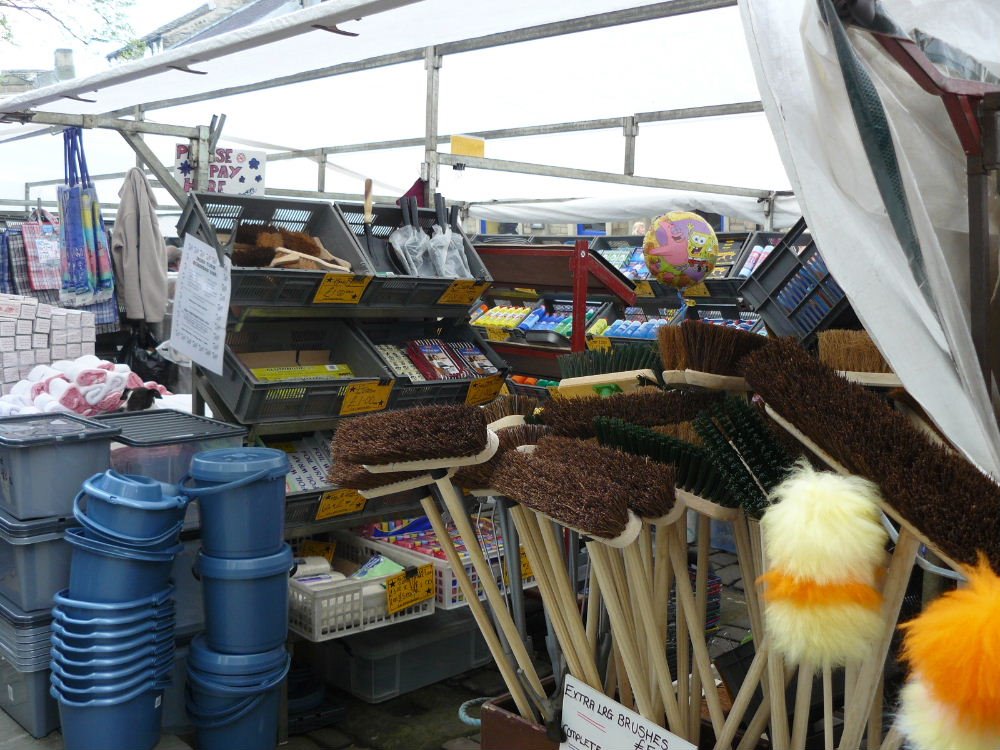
468, 189, 800, 227
741, 0, 1000, 474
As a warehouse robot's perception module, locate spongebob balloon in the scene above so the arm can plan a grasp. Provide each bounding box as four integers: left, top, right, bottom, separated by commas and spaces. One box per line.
642, 211, 719, 288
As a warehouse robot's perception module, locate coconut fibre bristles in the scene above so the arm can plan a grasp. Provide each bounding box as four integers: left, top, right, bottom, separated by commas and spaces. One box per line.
817, 329, 892, 374
540, 389, 724, 439
330, 404, 488, 465
556, 345, 662, 380
741, 337, 1000, 568
452, 424, 549, 491
679, 319, 769, 376
657, 325, 688, 371
327, 459, 421, 491
759, 462, 888, 668
480, 394, 540, 425
896, 558, 1000, 750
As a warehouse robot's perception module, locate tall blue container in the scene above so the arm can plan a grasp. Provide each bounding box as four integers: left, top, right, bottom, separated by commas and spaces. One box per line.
186, 636, 289, 750
194, 545, 293, 654
182, 449, 289, 559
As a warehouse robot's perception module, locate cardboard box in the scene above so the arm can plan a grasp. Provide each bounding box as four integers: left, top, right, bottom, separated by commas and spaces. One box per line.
36, 304, 52, 319
17, 299, 37, 319
81, 311, 96, 328
2, 352, 18, 368
65, 310, 83, 328
66, 342, 81, 358
0, 301, 20, 320
17, 350, 33, 366
33, 317, 50, 334
32, 334, 47, 349
50, 313, 66, 330
14, 336, 30, 351
18, 365, 33, 379
81, 327, 96, 343
50, 345, 66, 360
34, 349, 50, 365
50, 330, 67, 346
0, 338, 14, 354
3, 367, 18, 383
0, 322, 15, 338
81, 342, 95, 357
15, 319, 31, 335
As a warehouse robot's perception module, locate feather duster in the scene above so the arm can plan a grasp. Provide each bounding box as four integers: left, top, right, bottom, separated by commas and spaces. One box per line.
759, 461, 888, 667
896, 558, 1000, 750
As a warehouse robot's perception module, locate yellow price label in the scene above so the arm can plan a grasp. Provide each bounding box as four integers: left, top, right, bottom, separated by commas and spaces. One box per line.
587, 336, 612, 352
300, 540, 336, 563
634, 280, 655, 298
385, 564, 435, 614
501, 549, 534, 586
438, 280, 491, 306
484, 326, 510, 343
315, 489, 366, 521
684, 282, 710, 298
465, 374, 504, 406
340, 380, 394, 416
312, 273, 372, 304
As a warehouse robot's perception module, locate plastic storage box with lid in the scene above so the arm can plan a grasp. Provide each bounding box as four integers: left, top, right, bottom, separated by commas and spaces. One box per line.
176, 193, 376, 308
0, 508, 72, 612
204, 318, 395, 424
302, 608, 490, 703
332, 202, 492, 310
0, 413, 119, 520
96, 410, 247, 486
0, 590, 58, 738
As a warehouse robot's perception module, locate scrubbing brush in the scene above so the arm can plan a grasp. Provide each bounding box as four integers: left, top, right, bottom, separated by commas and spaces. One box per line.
556, 344, 663, 398
480, 393, 541, 429
540, 389, 724, 439
656, 320, 768, 391
231, 243, 277, 268
817, 329, 900, 387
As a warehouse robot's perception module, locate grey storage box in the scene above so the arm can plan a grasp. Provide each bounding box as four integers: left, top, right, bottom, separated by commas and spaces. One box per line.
308, 608, 490, 703
0, 591, 57, 738
0, 510, 71, 613
0, 413, 119, 520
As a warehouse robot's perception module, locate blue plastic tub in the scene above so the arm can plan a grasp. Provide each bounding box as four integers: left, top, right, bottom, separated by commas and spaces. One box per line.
195, 544, 292, 654
187, 635, 287, 685
53, 584, 175, 621
182, 448, 289, 559
51, 673, 165, 750
74, 471, 187, 549
51, 620, 173, 653
52, 602, 174, 634
186, 643, 289, 750
51, 644, 174, 680
66, 528, 181, 603
49, 658, 171, 693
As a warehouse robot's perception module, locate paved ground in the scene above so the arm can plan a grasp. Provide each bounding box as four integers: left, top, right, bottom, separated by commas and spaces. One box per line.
2, 551, 748, 750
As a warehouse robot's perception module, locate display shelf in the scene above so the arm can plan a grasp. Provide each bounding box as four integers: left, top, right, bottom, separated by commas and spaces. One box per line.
284, 490, 427, 537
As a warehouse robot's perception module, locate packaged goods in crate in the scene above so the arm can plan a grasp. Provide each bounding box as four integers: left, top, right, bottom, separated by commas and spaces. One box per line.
205, 319, 395, 423
357, 320, 508, 409
364, 514, 536, 609
288, 532, 435, 642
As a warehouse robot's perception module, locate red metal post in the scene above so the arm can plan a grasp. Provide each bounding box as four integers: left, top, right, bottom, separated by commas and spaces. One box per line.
570, 240, 589, 352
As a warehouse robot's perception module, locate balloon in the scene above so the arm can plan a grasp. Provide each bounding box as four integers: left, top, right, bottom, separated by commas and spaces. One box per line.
642, 211, 719, 288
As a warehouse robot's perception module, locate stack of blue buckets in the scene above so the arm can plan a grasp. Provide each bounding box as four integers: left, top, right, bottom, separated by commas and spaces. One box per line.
181, 448, 293, 750
50, 471, 187, 750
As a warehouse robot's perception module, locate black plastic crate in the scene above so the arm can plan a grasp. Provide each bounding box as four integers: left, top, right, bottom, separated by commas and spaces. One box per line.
739, 219, 849, 345
505, 378, 557, 402
522, 296, 614, 348
177, 193, 375, 308
356, 320, 508, 409
204, 319, 395, 424
333, 202, 492, 310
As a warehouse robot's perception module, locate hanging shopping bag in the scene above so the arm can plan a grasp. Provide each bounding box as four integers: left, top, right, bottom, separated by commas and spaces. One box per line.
59, 128, 115, 308
21, 208, 63, 290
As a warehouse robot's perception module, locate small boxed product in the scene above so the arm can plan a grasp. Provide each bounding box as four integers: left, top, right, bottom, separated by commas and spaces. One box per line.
35, 349, 50, 365
33, 318, 50, 334
66, 342, 81, 359
35, 304, 52, 319
50, 345, 66, 360
406, 339, 466, 380
65, 310, 83, 329
14, 336, 30, 351
82, 342, 95, 356
32, 335, 47, 349
17, 299, 37, 319
447, 341, 498, 377
0, 339, 14, 354
0, 322, 15, 338
2, 367, 17, 383
2, 352, 17, 368
0, 300, 20, 319
80, 311, 95, 328
17, 350, 33, 366
15, 320, 31, 336
81, 327, 95, 343
49, 330, 67, 346
49, 312, 66, 331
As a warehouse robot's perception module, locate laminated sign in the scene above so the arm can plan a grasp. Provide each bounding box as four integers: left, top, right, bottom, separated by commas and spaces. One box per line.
385, 564, 434, 614
171, 235, 231, 375
560, 675, 694, 750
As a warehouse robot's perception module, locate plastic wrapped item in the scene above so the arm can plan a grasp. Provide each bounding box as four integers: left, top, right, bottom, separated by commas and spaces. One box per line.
387, 226, 435, 277
429, 225, 453, 277
446, 229, 473, 278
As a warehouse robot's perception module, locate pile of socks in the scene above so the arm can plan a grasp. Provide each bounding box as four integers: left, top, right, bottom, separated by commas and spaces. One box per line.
0, 354, 171, 417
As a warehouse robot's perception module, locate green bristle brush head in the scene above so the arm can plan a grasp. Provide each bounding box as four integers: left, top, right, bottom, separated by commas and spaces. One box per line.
556, 344, 662, 381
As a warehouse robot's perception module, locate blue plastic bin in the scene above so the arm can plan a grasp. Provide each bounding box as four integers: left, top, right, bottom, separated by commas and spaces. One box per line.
73, 471, 186, 549
65, 529, 181, 603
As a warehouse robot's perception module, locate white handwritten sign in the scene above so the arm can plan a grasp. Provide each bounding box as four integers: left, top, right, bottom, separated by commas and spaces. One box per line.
174, 144, 266, 196
560, 675, 695, 750
170, 234, 231, 375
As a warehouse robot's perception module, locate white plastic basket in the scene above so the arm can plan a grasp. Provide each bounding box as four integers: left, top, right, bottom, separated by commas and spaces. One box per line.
288, 532, 435, 642
363, 536, 537, 610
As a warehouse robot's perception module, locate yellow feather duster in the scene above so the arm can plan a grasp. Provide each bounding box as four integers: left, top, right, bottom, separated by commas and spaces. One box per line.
760, 461, 888, 667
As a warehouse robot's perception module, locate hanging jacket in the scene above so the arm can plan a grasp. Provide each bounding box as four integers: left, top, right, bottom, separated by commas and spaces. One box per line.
111, 167, 168, 323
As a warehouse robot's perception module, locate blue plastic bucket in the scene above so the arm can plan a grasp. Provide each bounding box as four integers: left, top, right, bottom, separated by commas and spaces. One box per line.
53, 584, 175, 621
51, 620, 173, 652
195, 545, 292, 653
182, 448, 289, 559
187, 635, 287, 686
66, 528, 181, 603
75, 471, 187, 548
51, 641, 174, 678
53, 602, 175, 634
51, 676, 165, 750
50, 658, 172, 693
186, 647, 289, 750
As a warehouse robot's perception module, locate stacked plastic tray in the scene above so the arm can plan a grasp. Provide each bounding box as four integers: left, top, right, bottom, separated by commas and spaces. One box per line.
0, 591, 57, 738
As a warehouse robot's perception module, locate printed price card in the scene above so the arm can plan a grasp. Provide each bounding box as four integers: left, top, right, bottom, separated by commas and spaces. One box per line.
560, 675, 694, 750
385, 564, 435, 615
465, 374, 503, 406
485, 326, 510, 343
438, 280, 491, 306
313, 273, 372, 304
684, 282, 710, 298
634, 280, 655, 298
587, 336, 612, 353
315, 489, 366, 521
340, 380, 394, 416
300, 540, 337, 563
